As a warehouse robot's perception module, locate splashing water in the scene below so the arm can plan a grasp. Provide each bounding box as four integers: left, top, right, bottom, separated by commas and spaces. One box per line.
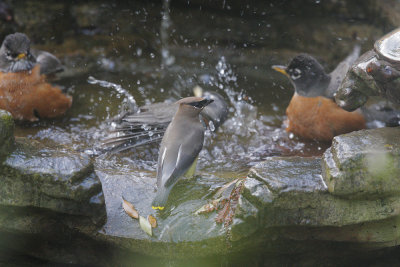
160, 0, 175, 68
88, 76, 138, 113
197, 56, 323, 173
86, 56, 325, 174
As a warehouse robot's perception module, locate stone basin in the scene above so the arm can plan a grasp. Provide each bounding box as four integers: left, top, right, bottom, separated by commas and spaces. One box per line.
2, 106, 400, 266
2, 0, 400, 266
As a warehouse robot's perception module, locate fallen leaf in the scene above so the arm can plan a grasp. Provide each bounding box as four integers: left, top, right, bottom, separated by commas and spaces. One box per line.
148, 215, 157, 228
215, 179, 238, 199
139, 216, 152, 236
122, 197, 139, 219
195, 202, 217, 215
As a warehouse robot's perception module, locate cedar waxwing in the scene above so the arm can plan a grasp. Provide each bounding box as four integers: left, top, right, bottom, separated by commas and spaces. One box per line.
101, 87, 228, 153
151, 97, 214, 210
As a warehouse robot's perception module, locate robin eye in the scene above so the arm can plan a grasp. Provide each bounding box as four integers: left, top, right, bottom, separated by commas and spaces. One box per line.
291, 68, 302, 80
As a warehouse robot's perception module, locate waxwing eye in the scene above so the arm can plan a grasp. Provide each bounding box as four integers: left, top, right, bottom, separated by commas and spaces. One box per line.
291, 68, 302, 80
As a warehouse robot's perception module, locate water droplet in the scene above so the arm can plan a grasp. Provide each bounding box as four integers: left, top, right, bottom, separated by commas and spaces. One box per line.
209, 121, 216, 132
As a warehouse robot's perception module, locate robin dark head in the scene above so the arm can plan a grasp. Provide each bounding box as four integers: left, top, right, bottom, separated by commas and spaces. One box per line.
0, 32, 36, 73
272, 54, 330, 97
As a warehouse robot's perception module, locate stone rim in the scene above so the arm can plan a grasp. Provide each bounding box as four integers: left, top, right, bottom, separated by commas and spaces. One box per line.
374, 27, 400, 65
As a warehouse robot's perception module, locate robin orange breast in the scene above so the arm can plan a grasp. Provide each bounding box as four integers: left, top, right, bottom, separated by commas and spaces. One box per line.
0, 32, 71, 121
272, 46, 366, 142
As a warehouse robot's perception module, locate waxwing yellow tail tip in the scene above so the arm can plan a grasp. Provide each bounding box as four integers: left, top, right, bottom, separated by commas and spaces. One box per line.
152, 206, 165, 210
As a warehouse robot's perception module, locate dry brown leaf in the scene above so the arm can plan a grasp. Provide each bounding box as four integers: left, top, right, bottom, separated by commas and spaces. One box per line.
195, 202, 217, 215
148, 215, 157, 228
122, 197, 139, 219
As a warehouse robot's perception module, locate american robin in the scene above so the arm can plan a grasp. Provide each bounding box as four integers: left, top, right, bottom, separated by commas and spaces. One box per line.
152, 97, 214, 210
0, 33, 71, 121
272, 47, 367, 142
0, 1, 13, 22
101, 87, 228, 152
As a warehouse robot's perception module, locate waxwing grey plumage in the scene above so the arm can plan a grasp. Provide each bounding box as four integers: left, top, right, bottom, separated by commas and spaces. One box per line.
152, 97, 214, 210
101, 89, 228, 153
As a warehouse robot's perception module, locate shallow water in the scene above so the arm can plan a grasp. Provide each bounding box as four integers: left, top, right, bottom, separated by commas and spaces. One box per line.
11, 0, 350, 178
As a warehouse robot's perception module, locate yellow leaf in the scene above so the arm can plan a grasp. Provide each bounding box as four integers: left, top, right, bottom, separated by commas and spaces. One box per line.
139, 216, 152, 236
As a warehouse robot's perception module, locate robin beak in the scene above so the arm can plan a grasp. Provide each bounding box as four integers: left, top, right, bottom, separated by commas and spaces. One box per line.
272, 65, 289, 77
17, 53, 26, 60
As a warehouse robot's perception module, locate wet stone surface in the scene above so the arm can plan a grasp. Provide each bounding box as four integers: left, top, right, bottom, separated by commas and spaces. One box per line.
248, 157, 327, 194
336, 28, 400, 110
0, 137, 106, 222
323, 127, 400, 198
242, 155, 400, 242
1, 128, 400, 264
0, 110, 15, 159
94, 156, 243, 257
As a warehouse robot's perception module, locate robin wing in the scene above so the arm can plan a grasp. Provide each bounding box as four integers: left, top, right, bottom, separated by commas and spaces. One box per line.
326, 45, 361, 98
157, 127, 204, 189
32, 50, 64, 75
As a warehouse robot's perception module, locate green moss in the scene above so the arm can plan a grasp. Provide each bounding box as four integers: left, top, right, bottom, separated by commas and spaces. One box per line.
0, 110, 15, 159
